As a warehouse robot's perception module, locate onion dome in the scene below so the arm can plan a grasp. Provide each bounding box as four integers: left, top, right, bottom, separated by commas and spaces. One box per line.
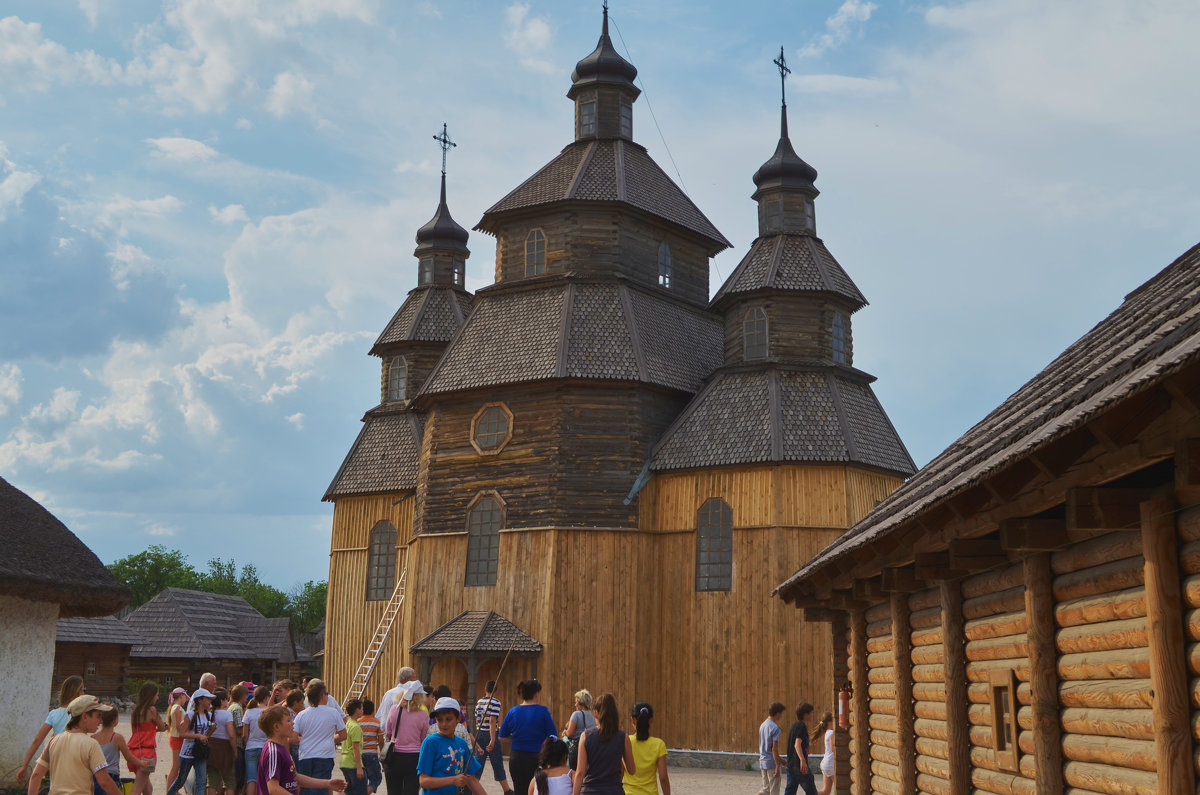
568, 6, 638, 98
752, 106, 818, 199
415, 173, 469, 253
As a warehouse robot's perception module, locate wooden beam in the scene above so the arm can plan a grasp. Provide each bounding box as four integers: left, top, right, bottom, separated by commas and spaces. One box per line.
849, 610, 870, 795
1067, 486, 1152, 531
1175, 437, 1200, 503
999, 518, 1070, 551
986, 458, 1043, 501
939, 581, 970, 795
804, 608, 843, 622
881, 565, 922, 593
1141, 493, 1195, 793
1035, 426, 1098, 477
827, 590, 867, 611
914, 551, 967, 581
852, 576, 885, 601
1106, 387, 1172, 446
1023, 553, 1063, 795
1164, 376, 1200, 416
948, 537, 1009, 571
891, 593, 917, 795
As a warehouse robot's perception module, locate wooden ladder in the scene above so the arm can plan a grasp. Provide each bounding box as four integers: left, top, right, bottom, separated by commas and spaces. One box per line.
344, 565, 407, 703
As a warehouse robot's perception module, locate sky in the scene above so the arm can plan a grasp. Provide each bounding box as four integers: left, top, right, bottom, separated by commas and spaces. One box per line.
2, 0, 1199, 589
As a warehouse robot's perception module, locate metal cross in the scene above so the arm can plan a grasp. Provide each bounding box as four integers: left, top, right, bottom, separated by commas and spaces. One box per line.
433, 122, 456, 177
773, 46, 791, 106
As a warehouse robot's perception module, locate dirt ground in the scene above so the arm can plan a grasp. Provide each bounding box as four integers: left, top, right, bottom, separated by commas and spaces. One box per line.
142, 720, 825, 795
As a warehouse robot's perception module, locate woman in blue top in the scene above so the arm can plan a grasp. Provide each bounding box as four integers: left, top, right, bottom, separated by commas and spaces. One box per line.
499, 680, 556, 795
17, 676, 86, 785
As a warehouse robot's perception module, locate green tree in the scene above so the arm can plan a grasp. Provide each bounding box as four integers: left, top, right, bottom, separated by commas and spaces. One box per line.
287, 580, 328, 634
107, 545, 199, 606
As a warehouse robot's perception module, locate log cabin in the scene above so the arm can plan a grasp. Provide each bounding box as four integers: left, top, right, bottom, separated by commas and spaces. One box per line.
54, 616, 144, 699
775, 243, 1200, 793
321, 14, 914, 752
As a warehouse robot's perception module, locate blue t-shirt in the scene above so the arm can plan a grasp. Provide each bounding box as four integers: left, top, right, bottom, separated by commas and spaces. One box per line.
44, 707, 71, 735
498, 704, 556, 753
416, 732, 482, 795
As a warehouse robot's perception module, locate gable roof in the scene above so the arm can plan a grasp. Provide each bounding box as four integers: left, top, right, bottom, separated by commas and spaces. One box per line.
410, 611, 542, 655
323, 408, 424, 500
0, 477, 130, 617
476, 139, 731, 253
651, 367, 914, 475
711, 234, 866, 309
57, 615, 145, 645
776, 241, 1200, 598
124, 588, 305, 661
370, 286, 473, 355
417, 279, 723, 398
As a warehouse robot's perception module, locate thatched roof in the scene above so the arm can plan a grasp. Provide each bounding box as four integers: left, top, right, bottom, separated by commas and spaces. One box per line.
0, 477, 130, 617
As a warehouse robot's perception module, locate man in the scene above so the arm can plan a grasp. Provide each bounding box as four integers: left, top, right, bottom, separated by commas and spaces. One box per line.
375, 667, 415, 733
473, 680, 513, 794
784, 702, 817, 795
188, 672, 218, 713
26, 695, 123, 795
292, 681, 347, 795
758, 702, 786, 795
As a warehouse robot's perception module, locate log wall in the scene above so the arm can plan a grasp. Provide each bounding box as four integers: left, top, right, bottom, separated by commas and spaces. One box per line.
907, 588, 949, 795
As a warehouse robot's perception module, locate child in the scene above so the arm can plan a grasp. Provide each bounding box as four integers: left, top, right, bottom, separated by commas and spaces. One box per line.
243, 686, 272, 795
623, 702, 670, 795
166, 687, 190, 790
416, 698, 487, 795
257, 707, 347, 795
355, 700, 382, 795
92, 705, 143, 795
26, 695, 123, 795
338, 700, 365, 795
757, 702, 786, 795
530, 737, 571, 795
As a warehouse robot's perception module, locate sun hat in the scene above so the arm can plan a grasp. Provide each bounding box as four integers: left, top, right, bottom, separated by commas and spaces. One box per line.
191, 687, 215, 700
430, 697, 464, 719
67, 695, 114, 716
401, 680, 424, 700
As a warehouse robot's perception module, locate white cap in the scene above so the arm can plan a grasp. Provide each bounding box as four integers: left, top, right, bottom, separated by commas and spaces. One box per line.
431, 697, 464, 719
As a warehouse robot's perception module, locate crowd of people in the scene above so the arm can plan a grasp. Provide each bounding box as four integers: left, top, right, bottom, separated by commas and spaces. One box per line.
17, 668, 833, 795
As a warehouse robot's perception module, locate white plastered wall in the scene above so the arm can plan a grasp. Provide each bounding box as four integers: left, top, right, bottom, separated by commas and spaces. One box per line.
0, 595, 58, 786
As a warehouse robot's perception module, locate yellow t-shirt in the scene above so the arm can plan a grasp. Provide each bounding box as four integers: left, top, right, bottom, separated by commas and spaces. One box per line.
38, 731, 108, 795
622, 735, 667, 795
168, 704, 183, 738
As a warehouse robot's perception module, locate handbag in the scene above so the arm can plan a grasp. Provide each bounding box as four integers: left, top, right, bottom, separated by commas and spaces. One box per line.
190, 714, 212, 760
566, 711, 592, 769
380, 741, 394, 764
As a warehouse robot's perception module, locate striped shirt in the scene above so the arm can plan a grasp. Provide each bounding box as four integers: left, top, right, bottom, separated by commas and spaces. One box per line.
475, 696, 501, 733
358, 715, 382, 753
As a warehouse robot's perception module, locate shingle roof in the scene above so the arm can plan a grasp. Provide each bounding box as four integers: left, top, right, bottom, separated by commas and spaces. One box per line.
411, 611, 542, 655
57, 615, 144, 645
776, 241, 1200, 597
0, 477, 130, 618
419, 280, 722, 397
241, 616, 310, 663
124, 588, 305, 661
371, 286, 472, 353
323, 410, 424, 500
477, 140, 730, 252
711, 234, 866, 308
651, 367, 914, 475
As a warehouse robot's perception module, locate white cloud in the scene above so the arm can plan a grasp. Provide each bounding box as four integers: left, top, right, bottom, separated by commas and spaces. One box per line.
209, 204, 249, 224
265, 71, 315, 117
0, 364, 21, 417
504, 3, 555, 74
146, 522, 178, 536
793, 74, 896, 96
146, 137, 219, 161
0, 16, 124, 89
235, 118, 253, 129
95, 194, 184, 234
799, 0, 877, 58
78, 0, 99, 27
27, 388, 81, 424
286, 412, 304, 429
0, 162, 40, 222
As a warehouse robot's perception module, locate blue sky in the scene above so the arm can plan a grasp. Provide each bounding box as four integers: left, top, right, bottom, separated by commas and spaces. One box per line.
3, 0, 1199, 588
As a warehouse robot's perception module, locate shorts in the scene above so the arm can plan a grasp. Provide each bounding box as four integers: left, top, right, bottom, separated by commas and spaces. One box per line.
820, 756, 835, 777
170, 736, 184, 751
245, 748, 263, 783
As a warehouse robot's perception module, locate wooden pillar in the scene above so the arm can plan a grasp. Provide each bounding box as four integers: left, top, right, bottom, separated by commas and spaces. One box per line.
939, 580, 970, 795
832, 614, 851, 795
891, 594, 916, 795
849, 610, 869, 795
1142, 494, 1195, 792
466, 654, 479, 735
1023, 552, 1063, 794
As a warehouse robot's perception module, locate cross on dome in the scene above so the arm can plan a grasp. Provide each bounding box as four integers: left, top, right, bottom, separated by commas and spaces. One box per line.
433, 122, 456, 177
773, 46, 791, 107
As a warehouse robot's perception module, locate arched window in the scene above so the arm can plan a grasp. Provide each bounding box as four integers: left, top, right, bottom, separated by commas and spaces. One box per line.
696, 498, 733, 592
366, 521, 397, 601
387, 356, 408, 402
525, 229, 546, 276
832, 312, 847, 364
744, 307, 768, 360
658, 243, 672, 288
465, 494, 504, 587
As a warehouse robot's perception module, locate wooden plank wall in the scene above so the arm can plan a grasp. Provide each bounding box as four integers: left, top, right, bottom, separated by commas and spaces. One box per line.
907, 588, 948, 795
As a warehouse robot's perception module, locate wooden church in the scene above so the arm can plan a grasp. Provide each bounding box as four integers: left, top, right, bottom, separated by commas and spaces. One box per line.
322, 13, 914, 752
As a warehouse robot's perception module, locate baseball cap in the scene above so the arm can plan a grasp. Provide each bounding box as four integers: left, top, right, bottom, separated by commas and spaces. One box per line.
67, 695, 115, 716
430, 697, 463, 719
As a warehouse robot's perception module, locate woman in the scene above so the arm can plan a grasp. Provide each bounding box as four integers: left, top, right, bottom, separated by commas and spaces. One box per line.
129, 682, 167, 795
166, 687, 190, 789
16, 675, 86, 785
571, 693, 634, 795
384, 681, 426, 795
815, 711, 835, 795
207, 691, 238, 795
562, 690, 595, 772
167, 688, 214, 795
622, 703, 669, 795
530, 737, 571, 795
243, 686, 271, 795
499, 680, 557, 795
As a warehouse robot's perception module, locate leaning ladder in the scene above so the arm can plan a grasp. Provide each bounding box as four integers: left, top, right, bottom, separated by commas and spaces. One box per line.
344, 565, 407, 703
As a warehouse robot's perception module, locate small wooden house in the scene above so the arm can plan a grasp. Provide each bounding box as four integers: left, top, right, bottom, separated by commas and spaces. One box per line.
124, 588, 312, 690
0, 476, 130, 785
54, 616, 144, 698
775, 243, 1200, 794
322, 14, 913, 752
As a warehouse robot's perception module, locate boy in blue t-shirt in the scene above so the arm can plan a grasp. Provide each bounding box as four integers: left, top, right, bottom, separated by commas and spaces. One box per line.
416, 698, 485, 795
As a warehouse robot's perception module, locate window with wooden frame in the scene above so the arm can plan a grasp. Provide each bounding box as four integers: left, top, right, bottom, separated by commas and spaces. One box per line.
989, 668, 1020, 772
696, 498, 733, 592
744, 307, 768, 360
619, 99, 632, 139
803, 197, 816, 233
658, 242, 672, 288
525, 229, 546, 276
419, 257, 435, 285
579, 96, 597, 137
465, 493, 504, 587
366, 521, 398, 601
387, 356, 408, 402
164, 675, 174, 687
86, 662, 97, 675
453, 259, 465, 287
471, 402, 513, 455
832, 312, 848, 364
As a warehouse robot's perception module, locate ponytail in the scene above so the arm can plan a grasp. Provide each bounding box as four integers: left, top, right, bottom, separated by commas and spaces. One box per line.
631, 701, 654, 742
534, 736, 568, 794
